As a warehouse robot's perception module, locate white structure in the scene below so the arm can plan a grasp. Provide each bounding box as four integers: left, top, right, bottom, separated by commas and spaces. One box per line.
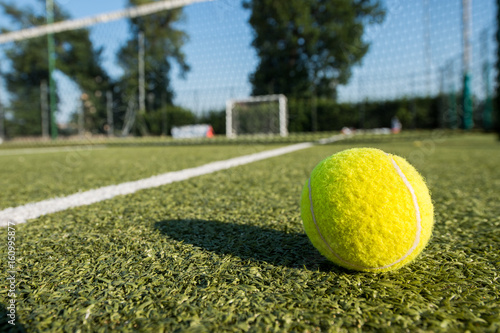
0, 0, 213, 45
172, 124, 214, 139
226, 94, 288, 138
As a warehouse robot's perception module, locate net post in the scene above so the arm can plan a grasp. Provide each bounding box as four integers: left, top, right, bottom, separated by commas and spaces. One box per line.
279, 94, 288, 137
462, 0, 473, 130
106, 91, 114, 136
481, 29, 493, 131
46, 0, 58, 140
161, 92, 167, 136
0, 78, 4, 141
226, 99, 234, 138
138, 31, 146, 112
78, 99, 84, 137
40, 80, 49, 138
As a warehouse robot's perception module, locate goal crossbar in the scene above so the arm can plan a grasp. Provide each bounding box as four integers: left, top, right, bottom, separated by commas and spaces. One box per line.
226, 94, 288, 138
0, 0, 213, 45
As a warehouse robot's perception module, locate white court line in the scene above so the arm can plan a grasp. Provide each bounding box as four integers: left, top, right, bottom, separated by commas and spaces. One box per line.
0, 146, 106, 157
0, 142, 314, 227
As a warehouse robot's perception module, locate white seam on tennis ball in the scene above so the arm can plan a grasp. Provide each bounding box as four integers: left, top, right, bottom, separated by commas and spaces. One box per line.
385, 154, 422, 264
307, 153, 422, 270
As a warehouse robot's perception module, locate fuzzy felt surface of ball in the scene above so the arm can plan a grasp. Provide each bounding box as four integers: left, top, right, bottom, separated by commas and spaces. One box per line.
300, 148, 434, 272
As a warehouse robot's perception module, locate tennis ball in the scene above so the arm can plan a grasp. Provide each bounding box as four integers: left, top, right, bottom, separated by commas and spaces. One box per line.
300, 148, 434, 272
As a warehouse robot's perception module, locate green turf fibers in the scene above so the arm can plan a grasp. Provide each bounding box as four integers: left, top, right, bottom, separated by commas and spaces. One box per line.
0, 144, 283, 210
0, 133, 498, 332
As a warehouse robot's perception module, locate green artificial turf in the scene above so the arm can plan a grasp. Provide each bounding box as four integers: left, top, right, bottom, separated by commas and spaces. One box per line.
0, 132, 336, 150
0, 133, 499, 332
0, 130, 452, 150
0, 144, 282, 210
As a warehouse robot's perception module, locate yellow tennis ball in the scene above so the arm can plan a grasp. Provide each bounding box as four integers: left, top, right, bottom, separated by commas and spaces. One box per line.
300, 148, 434, 272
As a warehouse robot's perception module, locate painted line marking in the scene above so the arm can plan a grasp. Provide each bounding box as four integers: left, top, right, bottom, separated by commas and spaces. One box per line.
0, 142, 314, 227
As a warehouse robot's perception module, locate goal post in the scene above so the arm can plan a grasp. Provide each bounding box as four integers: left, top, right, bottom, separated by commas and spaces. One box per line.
226, 94, 288, 138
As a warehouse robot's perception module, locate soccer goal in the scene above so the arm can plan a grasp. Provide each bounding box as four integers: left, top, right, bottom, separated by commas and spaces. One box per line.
226, 94, 288, 138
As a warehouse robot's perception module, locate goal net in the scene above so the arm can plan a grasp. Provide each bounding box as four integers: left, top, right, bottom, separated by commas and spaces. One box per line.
226, 94, 287, 138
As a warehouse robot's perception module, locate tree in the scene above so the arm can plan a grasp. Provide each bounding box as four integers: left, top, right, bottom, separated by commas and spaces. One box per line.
244, 0, 385, 99
0, 0, 111, 136
117, 0, 189, 128
57, 29, 112, 134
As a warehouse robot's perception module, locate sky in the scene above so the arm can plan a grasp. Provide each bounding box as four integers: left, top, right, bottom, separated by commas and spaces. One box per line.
0, 0, 497, 123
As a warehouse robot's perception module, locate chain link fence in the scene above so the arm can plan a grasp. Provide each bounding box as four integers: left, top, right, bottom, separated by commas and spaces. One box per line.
0, 0, 497, 141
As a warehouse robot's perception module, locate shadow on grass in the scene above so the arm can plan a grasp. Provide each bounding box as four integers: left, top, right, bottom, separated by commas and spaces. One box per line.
155, 219, 342, 271
0, 303, 26, 333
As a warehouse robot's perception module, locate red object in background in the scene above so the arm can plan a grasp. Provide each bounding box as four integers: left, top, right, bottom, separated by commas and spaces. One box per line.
206, 125, 214, 138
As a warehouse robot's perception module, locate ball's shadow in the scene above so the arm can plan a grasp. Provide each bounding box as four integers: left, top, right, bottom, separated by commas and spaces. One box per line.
155, 219, 338, 271
0, 302, 26, 333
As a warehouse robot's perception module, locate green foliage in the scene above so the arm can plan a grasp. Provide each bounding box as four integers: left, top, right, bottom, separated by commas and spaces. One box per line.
0, 0, 111, 136
117, 0, 189, 112
493, 95, 499, 137
141, 105, 196, 136
198, 109, 226, 135
287, 98, 312, 132
232, 103, 281, 135
244, 0, 385, 98
396, 104, 412, 128
0, 1, 49, 137
0, 0, 190, 137
286, 96, 442, 132
2, 86, 44, 137
195, 96, 444, 135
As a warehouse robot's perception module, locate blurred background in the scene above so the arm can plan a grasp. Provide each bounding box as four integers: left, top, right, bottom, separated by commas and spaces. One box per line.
0, 0, 497, 140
